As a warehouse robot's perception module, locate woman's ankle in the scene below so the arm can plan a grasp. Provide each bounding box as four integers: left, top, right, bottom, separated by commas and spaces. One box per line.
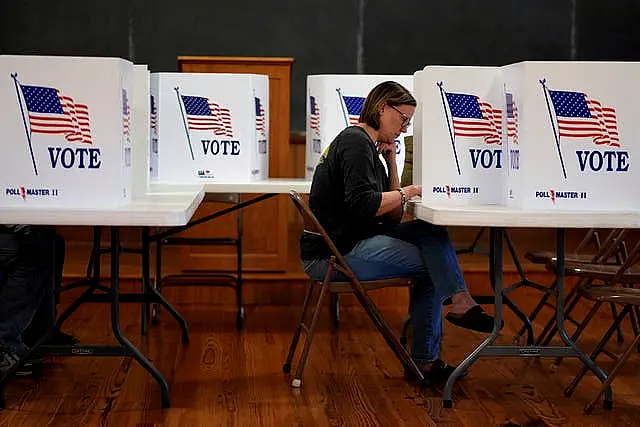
449, 291, 477, 313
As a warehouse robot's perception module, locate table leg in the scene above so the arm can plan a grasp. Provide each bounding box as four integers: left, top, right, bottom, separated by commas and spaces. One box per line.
554, 228, 612, 408
443, 226, 505, 407
109, 227, 171, 409
152, 233, 163, 324
488, 229, 534, 345
141, 227, 150, 336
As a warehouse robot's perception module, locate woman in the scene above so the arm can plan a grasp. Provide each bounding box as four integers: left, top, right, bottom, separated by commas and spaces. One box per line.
300, 81, 496, 384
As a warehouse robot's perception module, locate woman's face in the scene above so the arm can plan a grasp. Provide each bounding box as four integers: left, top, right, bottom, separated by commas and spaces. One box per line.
378, 103, 415, 143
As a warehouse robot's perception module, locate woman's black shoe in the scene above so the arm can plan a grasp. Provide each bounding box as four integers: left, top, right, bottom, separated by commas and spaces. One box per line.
406, 359, 467, 386
45, 330, 80, 346
445, 305, 503, 333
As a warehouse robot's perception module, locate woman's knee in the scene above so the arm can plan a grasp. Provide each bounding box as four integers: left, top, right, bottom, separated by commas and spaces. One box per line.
351, 235, 424, 271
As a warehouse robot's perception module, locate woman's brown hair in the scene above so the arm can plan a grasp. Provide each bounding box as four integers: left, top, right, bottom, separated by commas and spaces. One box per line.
358, 81, 416, 130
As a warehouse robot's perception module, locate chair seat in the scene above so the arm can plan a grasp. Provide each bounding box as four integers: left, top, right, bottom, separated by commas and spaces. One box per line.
315, 277, 415, 293
556, 262, 640, 284
578, 284, 640, 304
525, 250, 598, 265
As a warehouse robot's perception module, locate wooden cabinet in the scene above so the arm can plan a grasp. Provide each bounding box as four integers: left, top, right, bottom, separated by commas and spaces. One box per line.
176, 56, 295, 273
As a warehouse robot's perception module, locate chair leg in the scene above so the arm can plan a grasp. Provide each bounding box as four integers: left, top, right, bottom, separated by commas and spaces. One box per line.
633, 307, 640, 352
565, 305, 630, 397
585, 323, 640, 414
628, 306, 639, 340
400, 313, 411, 348
152, 233, 163, 325
609, 302, 624, 344
283, 281, 315, 374
291, 283, 330, 388
235, 207, 244, 330
330, 293, 340, 327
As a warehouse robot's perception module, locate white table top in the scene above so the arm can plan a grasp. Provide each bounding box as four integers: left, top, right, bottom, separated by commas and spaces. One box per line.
413, 201, 640, 229
148, 183, 205, 196
202, 178, 311, 194
150, 178, 311, 195
0, 187, 204, 227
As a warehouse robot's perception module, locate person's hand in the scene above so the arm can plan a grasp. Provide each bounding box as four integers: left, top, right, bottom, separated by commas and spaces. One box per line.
377, 141, 396, 163
407, 184, 422, 198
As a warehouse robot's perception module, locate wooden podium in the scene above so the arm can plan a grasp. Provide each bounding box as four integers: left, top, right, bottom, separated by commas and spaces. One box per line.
175, 56, 296, 273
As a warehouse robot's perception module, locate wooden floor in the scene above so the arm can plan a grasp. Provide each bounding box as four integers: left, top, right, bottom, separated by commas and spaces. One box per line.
2, 283, 640, 426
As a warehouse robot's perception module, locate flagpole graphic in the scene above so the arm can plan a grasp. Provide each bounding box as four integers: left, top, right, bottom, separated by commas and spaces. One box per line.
437, 81, 461, 176
11, 73, 39, 175
540, 78, 567, 179
336, 88, 349, 127
174, 86, 195, 161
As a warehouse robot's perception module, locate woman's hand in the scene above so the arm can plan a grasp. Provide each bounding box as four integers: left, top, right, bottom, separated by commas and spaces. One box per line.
377, 141, 396, 163
406, 184, 422, 198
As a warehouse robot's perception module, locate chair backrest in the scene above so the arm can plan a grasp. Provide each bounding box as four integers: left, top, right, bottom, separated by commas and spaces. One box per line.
575, 228, 599, 254
289, 190, 354, 279
609, 238, 640, 286
590, 228, 628, 264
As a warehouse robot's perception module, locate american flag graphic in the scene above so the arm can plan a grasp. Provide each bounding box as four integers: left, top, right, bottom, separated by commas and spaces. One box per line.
445, 92, 502, 144
181, 95, 233, 137
255, 97, 265, 137
506, 92, 518, 144
342, 95, 365, 125
548, 89, 619, 147
20, 84, 92, 144
150, 95, 157, 135
122, 88, 130, 138
309, 95, 320, 136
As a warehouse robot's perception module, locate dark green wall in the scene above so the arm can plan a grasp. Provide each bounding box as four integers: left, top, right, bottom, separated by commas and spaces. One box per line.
2, 0, 637, 131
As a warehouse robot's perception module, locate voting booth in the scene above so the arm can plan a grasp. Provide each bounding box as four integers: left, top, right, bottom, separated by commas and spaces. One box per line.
150, 73, 269, 184
0, 54, 133, 208
414, 61, 640, 210
305, 74, 414, 180
503, 61, 640, 210
413, 66, 506, 206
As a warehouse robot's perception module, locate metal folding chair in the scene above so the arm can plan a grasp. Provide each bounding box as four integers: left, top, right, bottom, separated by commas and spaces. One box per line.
283, 191, 419, 388
538, 229, 637, 370
514, 229, 603, 343
558, 239, 640, 413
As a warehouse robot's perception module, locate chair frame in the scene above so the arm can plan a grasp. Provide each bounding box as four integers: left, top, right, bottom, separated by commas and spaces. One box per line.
516, 228, 602, 343
283, 191, 422, 387
536, 229, 631, 352
560, 239, 640, 413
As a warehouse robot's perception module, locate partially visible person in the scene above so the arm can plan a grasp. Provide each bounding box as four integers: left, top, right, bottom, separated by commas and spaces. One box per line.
0, 225, 76, 378
300, 81, 497, 385
22, 231, 78, 348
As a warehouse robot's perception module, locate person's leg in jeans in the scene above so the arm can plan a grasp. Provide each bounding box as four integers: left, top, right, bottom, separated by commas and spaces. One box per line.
53, 232, 65, 304
303, 235, 443, 368
385, 219, 495, 332
0, 232, 50, 376
22, 231, 77, 347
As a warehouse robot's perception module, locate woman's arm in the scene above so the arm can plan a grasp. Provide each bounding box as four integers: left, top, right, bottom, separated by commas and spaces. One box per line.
376, 184, 422, 217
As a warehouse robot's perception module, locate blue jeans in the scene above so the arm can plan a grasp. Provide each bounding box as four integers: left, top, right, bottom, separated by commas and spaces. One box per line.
0, 229, 57, 356
303, 220, 467, 363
